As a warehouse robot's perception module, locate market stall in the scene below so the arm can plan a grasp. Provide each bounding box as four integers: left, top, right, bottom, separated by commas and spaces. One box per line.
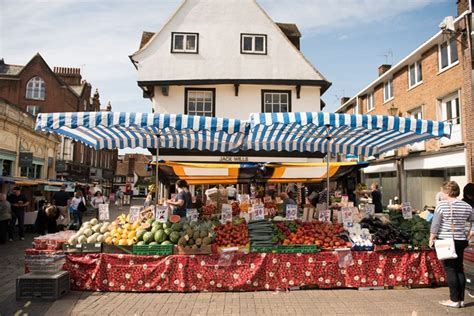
30, 111, 452, 293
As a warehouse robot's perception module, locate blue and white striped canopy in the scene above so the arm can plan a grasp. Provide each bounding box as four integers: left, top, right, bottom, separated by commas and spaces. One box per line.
246, 112, 451, 156
35, 112, 247, 152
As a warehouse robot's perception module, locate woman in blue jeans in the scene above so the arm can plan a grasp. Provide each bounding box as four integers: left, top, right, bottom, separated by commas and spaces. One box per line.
69, 191, 85, 229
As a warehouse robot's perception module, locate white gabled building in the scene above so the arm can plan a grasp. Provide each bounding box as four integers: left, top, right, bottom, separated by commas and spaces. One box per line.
130, 0, 330, 162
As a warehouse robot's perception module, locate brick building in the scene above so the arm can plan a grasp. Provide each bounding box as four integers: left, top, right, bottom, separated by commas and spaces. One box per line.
336, 1, 474, 209
0, 54, 117, 192
114, 154, 153, 196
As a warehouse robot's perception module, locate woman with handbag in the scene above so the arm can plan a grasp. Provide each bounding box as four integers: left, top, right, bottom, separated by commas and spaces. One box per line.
69, 191, 86, 230
429, 181, 474, 308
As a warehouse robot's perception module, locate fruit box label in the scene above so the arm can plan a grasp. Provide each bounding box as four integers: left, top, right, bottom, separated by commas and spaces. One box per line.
98, 203, 110, 221
341, 207, 353, 228
402, 202, 413, 219
128, 206, 141, 223
186, 209, 199, 222
286, 205, 298, 220
318, 209, 331, 222
252, 204, 265, 220
364, 204, 375, 218
155, 205, 169, 223
221, 204, 232, 224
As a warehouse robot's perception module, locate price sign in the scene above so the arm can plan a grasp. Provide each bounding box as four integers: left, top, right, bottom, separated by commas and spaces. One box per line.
286, 204, 298, 220
98, 204, 110, 221
364, 204, 375, 218
128, 206, 141, 223
341, 207, 353, 229
155, 205, 169, 223
316, 203, 327, 212
402, 202, 413, 219
341, 195, 349, 204
252, 204, 265, 220
186, 209, 199, 222
318, 209, 331, 222
263, 196, 272, 203
221, 203, 232, 224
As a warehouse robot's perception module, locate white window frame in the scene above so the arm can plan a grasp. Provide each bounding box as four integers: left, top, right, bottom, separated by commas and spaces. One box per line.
185, 89, 214, 117
408, 60, 423, 88
262, 90, 291, 113
171, 32, 198, 53
26, 105, 40, 116
241, 34, 267, 54
383, 79, 394, 102
440, 92, 461, 125
366, 93, 375, 112
438, 38, 459, 71
26, 76, 45, 100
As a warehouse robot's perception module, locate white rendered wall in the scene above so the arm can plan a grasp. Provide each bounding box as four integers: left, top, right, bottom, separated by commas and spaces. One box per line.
153, 84, 321, 119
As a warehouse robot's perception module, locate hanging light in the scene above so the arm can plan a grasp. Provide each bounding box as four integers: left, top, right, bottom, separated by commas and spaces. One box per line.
388, 104, 399, 116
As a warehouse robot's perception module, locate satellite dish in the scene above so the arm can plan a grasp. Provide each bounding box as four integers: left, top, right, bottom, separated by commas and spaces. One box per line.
439, 16, 455, 33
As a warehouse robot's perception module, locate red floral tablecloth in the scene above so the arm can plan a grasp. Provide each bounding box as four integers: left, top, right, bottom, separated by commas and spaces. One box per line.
64, 250, 446, 292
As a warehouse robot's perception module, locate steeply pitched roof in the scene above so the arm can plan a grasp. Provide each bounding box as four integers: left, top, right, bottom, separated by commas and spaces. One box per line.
140, 31, 156, 49
276, 23, 301, 38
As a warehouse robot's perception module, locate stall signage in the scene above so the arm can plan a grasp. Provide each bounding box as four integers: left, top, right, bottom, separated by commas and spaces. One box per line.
128, 206, 141, 223
341, 207, 353, 229
252, 204, 265, 220
286, 205, 298, 220
221, 203, 232, 224
318, 209, 331, 222
263, 196, 272, 203
155, 205, 169, 223
316, 203, 327, 212
220, 156, 249, 162
402, 202, 413, 219
187, 209, 199, 222
98, 204, 110, 221
364, 204, 375, 218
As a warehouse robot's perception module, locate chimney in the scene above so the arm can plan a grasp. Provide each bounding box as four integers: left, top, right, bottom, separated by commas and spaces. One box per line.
54, 66, 82, 85
457, 0, 469, 16
378, 64, 391, 76
340, 97, 350, 105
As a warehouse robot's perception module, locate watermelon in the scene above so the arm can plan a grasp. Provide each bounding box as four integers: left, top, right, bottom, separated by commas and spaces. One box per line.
152, 221, 163, 229
149, 241, 158, 245
169, 231, 180, 243
140, 223, 151, 230
164, 228, 172, 236
143, 232, 154, 244
161, 240, 172, 245
171, 223, 182, 232
170, 215, 181, 224
163, 222, 172, 229
136, 241, 146, 246
155, 230, 166, 243
151, 225, 160, 235
146, 218, 155, 226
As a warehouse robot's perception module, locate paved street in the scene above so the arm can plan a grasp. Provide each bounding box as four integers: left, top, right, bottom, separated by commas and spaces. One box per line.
1, 200, 474, 315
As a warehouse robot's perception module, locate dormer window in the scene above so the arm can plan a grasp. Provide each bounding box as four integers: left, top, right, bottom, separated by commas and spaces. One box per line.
171, 32, 198, 53
241, 34, 267, 54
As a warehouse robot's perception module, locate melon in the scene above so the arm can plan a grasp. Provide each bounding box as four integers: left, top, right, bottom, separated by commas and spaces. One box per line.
97, 235, 105, 243
161, 240, 172, 245
164, 228, 172, 236
163, 222, 172, 229
155, 230, 166, 243
87, 235, 97, 244
136, 241, 146, 246
140, 223, 151, 230
151, 225, 160, 235
153, 222, 163, 230
169, 231, 180, 244
143, 232, 154, 244
92, 224, 101, 233
90, 218, 99, 226
136, 229, 147, 241
170, 215, 181, 224
171, 223, 182, 232
146, 218, 155, 226
149, 241, 158, 245
77, 235, 87, 244
84, 228, 93, 237
68, 236, 77, 245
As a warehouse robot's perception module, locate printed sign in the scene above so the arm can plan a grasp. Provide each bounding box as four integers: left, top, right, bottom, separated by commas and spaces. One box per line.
341, 196, 349, 205
318, 209, 332, 222
316, 203, 327, 212
128, 206, 141, 223
402, 202, 413, 219
186, 209, 199, 222
341, 207, 354, 229
364, 204, 375, 218
286, 204, 298, 220
263, 196, 272, 203
155, 205, 169, 223
221, 203, 233, 224
252, 204, 265, 220
98, 204, 110, 221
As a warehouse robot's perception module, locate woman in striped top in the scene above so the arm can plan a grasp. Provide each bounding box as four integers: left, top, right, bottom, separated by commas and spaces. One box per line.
430, 181, 474, 308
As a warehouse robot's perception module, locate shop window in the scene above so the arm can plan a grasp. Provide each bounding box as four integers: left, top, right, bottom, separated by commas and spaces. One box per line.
439, 38, 458, 70
408, 60, 422, 88
26, 76, 45, 100
262, 90, 291, 113
185, 88, 215, 117
241, 34, 267, 54
171, 32, 198, 53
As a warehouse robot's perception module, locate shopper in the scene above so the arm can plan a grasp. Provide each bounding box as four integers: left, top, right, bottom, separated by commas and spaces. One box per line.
42, 203, 60, 234
69, 191, 86, 229
279, 192, 296, 217
91, 191, 107, 213
144, 192, 154, 208
183, 181, 193, 209
167, 180, 188, 217
115, 187, 124, 210
226, 185, 237, 201
435, 186, 445, 205
462, 183, 474, 208
0, 193, 11, 244
370, 183, 383, 213
53, 184, 70, 229
7, 186, 29, 241
429, 181, 474, 308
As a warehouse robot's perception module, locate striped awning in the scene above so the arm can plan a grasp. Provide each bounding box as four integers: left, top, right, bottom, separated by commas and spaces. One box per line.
35, 112, 247, 152
247, 112, 451, 156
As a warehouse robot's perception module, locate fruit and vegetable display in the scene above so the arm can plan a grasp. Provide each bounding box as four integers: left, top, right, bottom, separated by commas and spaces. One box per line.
360, 217, 411, 245
248, 220, 274, 247
389, 212, 430, 247
231, 201, 240, 216
348, 223, 373, 250
213, 218, 249, 247
67, 218, 113, 246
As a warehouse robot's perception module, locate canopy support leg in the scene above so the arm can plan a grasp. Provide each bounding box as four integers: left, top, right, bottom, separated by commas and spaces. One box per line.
325, 125, 331, 208
155, 135, 160, 206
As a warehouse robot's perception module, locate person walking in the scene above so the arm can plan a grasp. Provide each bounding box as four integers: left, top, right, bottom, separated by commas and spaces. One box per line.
7, 186, 29, 241
91, 191, 108, 219
53, 184, 70, 229
429, 181, 474, 308
69, 191, 86, 229
115, 187, 124, 210
0, 193, 11, 244
167, 180, 189, 217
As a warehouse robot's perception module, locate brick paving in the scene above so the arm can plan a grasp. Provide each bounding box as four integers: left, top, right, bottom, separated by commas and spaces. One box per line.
1, 200, 474, 315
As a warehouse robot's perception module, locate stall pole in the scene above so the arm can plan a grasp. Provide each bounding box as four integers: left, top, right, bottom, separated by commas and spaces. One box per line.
325, 125, 331, 208
155, 134, 160, 205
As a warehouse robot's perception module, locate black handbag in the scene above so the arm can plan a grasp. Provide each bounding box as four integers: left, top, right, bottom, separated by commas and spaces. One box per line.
78, 199, 87, 213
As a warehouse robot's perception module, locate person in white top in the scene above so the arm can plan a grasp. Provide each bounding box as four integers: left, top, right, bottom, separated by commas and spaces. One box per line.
68, 191, 85, 229
435, 186, 445, 205
226, 185, 237, 201
91, 191, 108, 218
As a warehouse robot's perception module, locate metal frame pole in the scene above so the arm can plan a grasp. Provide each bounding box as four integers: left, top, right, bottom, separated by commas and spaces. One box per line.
155, 135, 160, 205
326, 125, 331, 207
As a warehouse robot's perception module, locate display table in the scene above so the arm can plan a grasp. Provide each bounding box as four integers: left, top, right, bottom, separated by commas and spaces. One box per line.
64, 250, 446, 292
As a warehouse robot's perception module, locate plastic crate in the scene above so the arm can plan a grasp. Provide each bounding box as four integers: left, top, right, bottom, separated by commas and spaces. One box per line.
275, 244, 319, 253
250, 245, 276, 253
132, 244, 174, 256
82, 243, 102, 253
102, 244, 133, 254
16, 271, 70, 301
25, 255, 65, 275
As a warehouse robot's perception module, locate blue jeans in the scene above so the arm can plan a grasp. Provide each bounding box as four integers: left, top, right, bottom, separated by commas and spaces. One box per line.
69, 208, 82, 229
9, 209, 25, 239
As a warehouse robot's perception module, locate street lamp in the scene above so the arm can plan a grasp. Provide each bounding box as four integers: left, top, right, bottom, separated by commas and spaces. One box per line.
388, 104, 399, 116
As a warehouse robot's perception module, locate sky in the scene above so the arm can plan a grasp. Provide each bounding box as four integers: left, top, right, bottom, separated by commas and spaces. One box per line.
0, 0, 456, 153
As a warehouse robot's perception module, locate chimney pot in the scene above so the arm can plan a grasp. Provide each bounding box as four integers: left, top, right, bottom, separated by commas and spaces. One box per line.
340, 97, 350, 105
378, 64, 392, 76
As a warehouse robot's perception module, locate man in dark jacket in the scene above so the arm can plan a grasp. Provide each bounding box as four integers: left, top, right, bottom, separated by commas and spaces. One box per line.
7, 187, 29, 241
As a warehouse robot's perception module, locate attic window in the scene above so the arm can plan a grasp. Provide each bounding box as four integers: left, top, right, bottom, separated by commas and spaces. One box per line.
171, 32, 198, 53
241, 34, 267, 54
